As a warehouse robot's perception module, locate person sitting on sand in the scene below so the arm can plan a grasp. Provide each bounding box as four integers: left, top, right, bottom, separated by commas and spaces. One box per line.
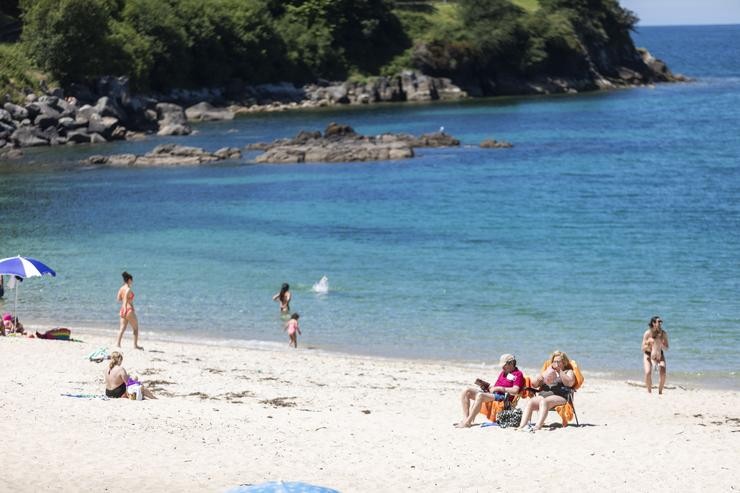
642, 316, 669, 394
517, 350, 576, 432
2, 313, 26, 335
273, 283, 292, 314
105, 351, 156, 399
455, 353, 524, 428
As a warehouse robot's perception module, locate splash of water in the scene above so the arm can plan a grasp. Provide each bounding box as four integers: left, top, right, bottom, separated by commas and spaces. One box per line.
312, 275, 329, 294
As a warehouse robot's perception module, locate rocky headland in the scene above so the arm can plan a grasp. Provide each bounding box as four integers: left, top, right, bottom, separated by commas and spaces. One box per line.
1, 45, 683, 161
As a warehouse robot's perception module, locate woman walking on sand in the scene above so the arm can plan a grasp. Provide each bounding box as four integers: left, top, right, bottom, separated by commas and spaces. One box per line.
272, 283, 292, 314
116, 271, 143, 350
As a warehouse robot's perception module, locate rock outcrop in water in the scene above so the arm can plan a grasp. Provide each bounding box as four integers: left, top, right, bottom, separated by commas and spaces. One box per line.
246, 122, 462, 164
84, 144, 241, 167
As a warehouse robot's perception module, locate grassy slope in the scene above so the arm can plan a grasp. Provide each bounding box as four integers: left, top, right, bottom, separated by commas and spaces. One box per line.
0, 43, 50, 103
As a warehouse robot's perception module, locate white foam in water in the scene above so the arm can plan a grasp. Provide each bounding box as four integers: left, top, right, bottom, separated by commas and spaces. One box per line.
312, 275, 329, 294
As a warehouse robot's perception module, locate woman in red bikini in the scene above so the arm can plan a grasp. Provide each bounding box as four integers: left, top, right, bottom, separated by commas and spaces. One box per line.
116, 271, 143, 349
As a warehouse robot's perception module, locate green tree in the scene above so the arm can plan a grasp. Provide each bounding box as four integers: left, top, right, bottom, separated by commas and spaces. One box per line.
20, 0, 116, 84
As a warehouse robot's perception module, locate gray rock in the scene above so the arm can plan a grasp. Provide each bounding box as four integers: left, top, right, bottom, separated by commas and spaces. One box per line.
11, 127, 49, 147
84, 143, 242, 167
157, 124, 191, 136
0, 109, 12, 123
156, 103, 187, 125
4, 103, 28, 120
213, 147, 242, 159
34, 113, 59, 130
76, 104, 97, 121
89, 132, 107, 144
110, 126, 128, 141
66, 131, 92, 143
95, 96, 127, 120
24, 102, 41, 120
87, 115, 120, 138
185, 102, 234, 121
156, 103, 191, 136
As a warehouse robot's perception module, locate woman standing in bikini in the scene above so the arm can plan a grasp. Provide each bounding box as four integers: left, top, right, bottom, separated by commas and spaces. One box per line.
116, 271, 143, 349
642, 316, 669, 394
272, 283, 292, 314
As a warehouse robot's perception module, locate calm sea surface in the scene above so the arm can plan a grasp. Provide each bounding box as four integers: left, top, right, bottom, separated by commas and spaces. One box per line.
1, 25, 738, 388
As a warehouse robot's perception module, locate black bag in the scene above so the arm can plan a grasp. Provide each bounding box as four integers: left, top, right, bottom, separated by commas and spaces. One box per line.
496, 408, 523, 428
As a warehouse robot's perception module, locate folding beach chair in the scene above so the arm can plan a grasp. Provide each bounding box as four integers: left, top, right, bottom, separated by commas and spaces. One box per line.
479, 376, 532, 421
537, 359, 585, 427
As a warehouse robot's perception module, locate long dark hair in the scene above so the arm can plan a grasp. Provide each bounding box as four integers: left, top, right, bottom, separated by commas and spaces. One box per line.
279, 283, 290, 303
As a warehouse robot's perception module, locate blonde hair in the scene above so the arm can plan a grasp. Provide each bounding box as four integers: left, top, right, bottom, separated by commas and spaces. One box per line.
550, 350, 572, 371
109, 351, 123, 370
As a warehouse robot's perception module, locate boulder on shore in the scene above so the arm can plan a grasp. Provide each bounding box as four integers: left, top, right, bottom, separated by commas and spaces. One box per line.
185, 102, 235, 121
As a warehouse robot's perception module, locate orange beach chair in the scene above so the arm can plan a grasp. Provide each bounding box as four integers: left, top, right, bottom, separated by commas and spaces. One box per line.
539, 359, 585, 427
479, 376, 532, 421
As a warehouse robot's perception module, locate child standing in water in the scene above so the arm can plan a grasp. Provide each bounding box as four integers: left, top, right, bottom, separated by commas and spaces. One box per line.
285, 313, 301, 348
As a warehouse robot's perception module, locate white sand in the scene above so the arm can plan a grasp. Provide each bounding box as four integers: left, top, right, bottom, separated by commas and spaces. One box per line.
1, 330, 738, 492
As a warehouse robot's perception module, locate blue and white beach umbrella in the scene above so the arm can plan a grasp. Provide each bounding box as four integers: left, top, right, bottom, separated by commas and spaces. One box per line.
226, 481, 340, 493
0, 256, 57, 321
0, 256, 57, 278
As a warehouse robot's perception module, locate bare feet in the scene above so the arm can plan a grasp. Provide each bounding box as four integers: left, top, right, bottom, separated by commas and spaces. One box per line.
134, 345, 144, 350
453, 422, 472, 428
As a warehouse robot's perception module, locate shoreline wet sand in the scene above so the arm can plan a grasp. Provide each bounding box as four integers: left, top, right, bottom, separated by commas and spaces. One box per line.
2, 329, 738, 492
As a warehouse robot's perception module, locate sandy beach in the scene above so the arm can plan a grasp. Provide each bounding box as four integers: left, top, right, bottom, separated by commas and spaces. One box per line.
1, 329, 738, 492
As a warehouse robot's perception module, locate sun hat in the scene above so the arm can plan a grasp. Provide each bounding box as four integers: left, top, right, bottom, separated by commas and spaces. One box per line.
498, 354, 515, 368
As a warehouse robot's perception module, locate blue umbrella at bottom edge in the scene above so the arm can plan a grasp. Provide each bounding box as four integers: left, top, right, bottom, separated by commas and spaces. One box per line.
226, 481, 340, 493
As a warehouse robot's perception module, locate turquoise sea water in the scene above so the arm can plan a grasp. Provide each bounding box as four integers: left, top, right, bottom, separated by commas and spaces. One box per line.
1, 25, 738, 387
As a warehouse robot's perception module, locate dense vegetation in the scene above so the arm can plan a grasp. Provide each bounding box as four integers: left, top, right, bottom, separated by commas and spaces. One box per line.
0, 0, 643, 96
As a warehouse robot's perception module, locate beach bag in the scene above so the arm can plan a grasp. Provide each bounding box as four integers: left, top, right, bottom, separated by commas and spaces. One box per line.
496, 408, 523, 428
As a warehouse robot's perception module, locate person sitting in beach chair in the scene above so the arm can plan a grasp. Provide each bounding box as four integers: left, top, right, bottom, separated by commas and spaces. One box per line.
517, 350, 584, 431
455, 354, 524, 428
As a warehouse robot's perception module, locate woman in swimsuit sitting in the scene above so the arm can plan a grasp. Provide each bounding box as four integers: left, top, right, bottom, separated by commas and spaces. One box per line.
517, 350, 576, 432
116, 271, 143, 350
105, 351, 156, 399
105, 351, 130, 398
642, 316, 669, 394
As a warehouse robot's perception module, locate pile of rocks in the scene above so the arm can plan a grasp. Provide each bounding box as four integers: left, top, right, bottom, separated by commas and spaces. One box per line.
247, 123, 461, 164
0, 77, 195, 157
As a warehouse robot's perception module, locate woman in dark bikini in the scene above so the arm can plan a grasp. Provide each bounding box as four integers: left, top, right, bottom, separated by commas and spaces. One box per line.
116, 271, 143, 349
105, 351, 130, 398
105, 351, 156, 399
272, 283, 292, 314
517, 351, 576, 431
642, 316, 669, 394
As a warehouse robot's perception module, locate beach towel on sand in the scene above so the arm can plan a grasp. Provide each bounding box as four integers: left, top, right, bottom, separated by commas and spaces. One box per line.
36, 327, 71, 340
87, 347, 110, 362
61, 393, 109, 400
